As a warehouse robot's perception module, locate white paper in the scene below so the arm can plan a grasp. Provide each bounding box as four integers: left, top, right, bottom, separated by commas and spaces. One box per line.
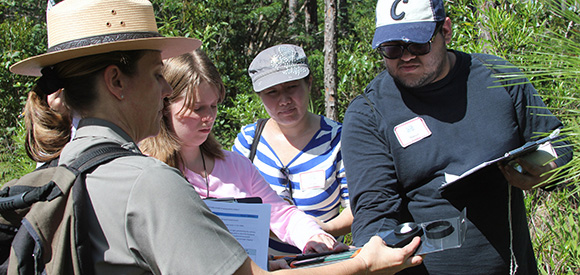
204, 200, 271, 270
441, 141, 558, 190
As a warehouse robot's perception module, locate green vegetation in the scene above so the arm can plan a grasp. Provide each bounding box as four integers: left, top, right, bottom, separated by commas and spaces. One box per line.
1, 0, 579, 273
0, 0, 44, 182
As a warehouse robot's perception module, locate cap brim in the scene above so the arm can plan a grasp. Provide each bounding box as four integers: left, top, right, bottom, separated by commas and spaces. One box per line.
10, 36, 201, 76
252, 68, 309, 92
372, 21, 436, 49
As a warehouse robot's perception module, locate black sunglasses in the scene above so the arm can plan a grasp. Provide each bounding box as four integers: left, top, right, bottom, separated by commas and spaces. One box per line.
280, 167, 293, 201
377, 24, 443, 59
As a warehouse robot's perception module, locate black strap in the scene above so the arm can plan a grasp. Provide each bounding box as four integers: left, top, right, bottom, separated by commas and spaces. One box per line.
67, 143, 142, 174
248, 118, 269, 162
71, 143, 143, 275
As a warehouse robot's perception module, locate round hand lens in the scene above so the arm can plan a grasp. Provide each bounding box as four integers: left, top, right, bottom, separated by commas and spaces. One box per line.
424, 220, 454, 239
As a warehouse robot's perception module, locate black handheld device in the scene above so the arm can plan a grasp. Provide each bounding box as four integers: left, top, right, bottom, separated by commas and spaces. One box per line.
379, 222, 424, 248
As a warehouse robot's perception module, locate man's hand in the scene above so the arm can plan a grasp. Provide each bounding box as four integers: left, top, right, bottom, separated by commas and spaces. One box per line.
498, 158, 557, 190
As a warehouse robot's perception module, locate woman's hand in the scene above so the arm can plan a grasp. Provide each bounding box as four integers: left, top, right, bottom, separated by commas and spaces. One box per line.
302, 233, 349, 254
268, 258, 290, 271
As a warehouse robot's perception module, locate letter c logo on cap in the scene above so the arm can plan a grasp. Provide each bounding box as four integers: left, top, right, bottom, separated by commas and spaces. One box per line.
391, 0, 409, 20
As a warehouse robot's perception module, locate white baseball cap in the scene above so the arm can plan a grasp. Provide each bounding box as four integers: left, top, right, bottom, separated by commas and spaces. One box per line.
372, 0, 446, 49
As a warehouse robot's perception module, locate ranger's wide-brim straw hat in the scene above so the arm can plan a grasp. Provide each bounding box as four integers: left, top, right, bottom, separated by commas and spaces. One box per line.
10, 0, 201, 76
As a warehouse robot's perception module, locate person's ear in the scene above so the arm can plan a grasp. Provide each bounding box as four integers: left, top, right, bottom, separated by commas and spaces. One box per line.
442, 17, 453, 44
306, 75, 313, 91
103, 65, 125, 100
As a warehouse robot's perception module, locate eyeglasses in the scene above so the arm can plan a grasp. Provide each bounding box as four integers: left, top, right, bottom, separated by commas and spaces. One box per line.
280, 167, 294, 203
377, 24, 442, 59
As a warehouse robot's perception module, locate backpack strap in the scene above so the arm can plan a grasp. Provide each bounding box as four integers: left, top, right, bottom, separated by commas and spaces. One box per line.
69, 143, 143, 275
248, 118, 269, 162
67, 143, 142, 174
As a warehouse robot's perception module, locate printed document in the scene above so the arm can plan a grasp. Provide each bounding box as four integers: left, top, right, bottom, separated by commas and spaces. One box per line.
204, 200, 271, 270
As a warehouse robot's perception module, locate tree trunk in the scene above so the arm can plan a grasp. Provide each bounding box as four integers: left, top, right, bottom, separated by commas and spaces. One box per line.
338, 0, 349, 36
289, 0, 298, 25
478, 1, 495, 54
324, 0, 338, 120
305, 0, 318, 35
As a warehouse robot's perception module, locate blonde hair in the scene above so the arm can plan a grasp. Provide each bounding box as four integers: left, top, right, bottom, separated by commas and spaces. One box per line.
140, 49, 226, 169
24, 50, 147, 162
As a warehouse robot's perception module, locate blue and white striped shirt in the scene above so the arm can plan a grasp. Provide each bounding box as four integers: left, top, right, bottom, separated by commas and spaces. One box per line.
233, 115, 349, 222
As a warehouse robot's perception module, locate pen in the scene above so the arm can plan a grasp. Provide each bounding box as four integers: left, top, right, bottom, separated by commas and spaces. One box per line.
290, 256, 326, 268
350, 248, 362, 258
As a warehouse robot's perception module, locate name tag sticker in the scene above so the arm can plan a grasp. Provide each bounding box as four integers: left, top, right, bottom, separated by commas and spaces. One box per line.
394, 117, 432, 148
299, 170, 326, 190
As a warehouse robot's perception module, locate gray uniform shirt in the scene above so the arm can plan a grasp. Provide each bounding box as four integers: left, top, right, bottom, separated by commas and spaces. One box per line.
59, 118, 247, 274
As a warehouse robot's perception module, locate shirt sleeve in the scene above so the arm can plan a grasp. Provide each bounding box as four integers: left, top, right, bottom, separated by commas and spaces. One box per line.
232, 152, 331, 252
232, 123, 255, 158
336, 149, 350, 208
342, 95, 404, 246
125, 164, 247, 274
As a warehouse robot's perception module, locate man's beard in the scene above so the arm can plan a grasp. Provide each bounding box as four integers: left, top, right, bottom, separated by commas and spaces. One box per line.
390, 70, 437, 89
387, 50, 449, 89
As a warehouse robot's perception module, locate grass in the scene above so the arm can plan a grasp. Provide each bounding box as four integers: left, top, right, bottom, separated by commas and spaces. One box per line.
0, 120, 35, 185
527, 188, 580, 274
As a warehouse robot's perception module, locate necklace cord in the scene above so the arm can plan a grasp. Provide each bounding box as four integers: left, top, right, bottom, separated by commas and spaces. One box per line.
200, 151, 210, 198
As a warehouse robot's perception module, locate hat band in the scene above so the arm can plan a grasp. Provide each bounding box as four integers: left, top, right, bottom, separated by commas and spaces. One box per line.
47, 31, 163, 53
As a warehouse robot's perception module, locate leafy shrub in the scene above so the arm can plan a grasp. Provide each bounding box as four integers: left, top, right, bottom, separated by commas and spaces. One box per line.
0, 6, 46, 184
215, 92, 269, 149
